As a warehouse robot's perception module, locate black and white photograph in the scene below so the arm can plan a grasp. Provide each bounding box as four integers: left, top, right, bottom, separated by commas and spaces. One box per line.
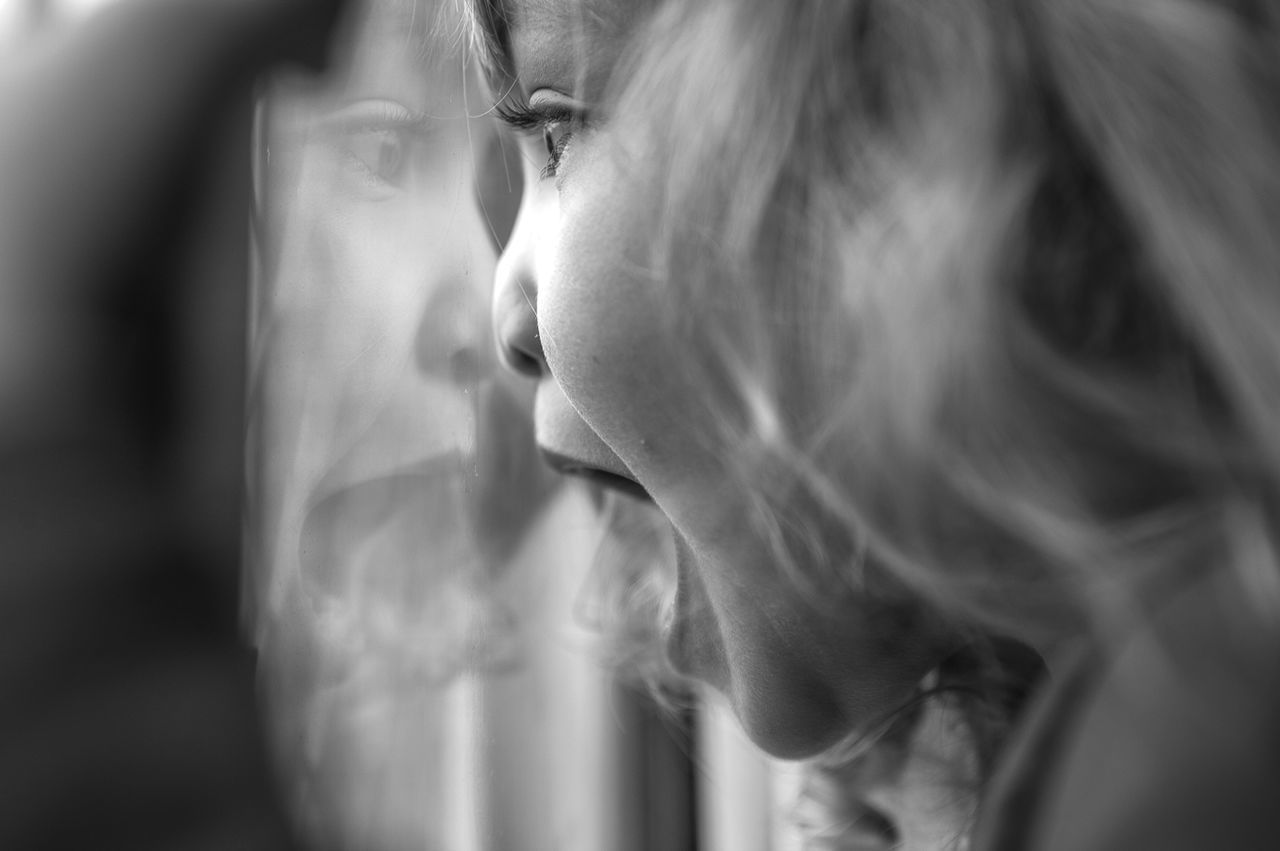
1, 1, 1278, 848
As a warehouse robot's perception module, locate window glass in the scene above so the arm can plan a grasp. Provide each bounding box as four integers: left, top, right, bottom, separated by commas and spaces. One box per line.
249, 2, 706, 849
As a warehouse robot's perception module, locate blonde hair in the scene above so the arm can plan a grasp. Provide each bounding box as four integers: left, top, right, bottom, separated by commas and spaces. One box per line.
609, 5, 1280, 837
467, 0, 1280, 835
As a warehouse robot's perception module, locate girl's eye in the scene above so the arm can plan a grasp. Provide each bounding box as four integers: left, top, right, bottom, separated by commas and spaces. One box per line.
494, 100, 585, 183
540, 120, 574, 179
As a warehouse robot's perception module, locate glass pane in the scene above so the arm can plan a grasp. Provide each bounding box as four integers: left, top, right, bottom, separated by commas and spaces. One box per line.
248, 2, 700, 849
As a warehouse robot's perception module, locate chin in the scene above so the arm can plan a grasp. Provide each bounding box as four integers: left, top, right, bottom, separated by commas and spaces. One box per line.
727, 680, 854, 760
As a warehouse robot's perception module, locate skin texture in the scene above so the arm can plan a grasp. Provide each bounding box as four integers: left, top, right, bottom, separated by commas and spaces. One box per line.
491, 0, 948, 758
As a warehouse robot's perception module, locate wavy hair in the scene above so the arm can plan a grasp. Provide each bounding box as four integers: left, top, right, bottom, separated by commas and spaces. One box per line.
604, 0, 1280, 644
611, 2, 1280, 837
467, 0, 1280, 840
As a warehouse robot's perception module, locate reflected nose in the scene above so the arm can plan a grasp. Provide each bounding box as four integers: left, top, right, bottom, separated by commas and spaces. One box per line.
415, 267, 491, 387
492, 222, 546, 378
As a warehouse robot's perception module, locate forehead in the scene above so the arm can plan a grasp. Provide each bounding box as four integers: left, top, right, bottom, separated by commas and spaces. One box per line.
346, 0, 454, 66
507, 0, 650, 96
322, 0, 466, 110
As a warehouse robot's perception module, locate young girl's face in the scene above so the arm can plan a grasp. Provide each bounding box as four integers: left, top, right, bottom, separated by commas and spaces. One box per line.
490, 0, 947, 757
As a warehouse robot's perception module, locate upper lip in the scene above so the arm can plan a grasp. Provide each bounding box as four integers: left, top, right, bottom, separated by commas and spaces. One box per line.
539, 449, 652, 502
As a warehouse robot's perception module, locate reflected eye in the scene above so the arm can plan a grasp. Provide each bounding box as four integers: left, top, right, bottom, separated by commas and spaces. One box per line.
320, 99, 431, 196
343, 126, 409, 185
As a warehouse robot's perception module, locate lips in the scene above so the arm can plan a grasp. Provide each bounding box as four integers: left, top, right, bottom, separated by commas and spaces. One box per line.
290, 379, 548, 683
533, 378, 651, 501
538, 448, 651, 502
299, 453, 474, 611
297, 451, 525, 685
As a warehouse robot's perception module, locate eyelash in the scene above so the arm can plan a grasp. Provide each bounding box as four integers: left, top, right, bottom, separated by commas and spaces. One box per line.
496, 103, 581, 180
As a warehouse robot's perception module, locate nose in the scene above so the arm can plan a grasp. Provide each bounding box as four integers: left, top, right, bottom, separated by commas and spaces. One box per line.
492, 210, 547, 378
414, 261, 492, 387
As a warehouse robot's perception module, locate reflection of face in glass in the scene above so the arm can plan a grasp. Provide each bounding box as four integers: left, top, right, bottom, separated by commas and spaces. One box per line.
488, 0, 950, 759
254, 0, 546, 841
260, 0, 507, 671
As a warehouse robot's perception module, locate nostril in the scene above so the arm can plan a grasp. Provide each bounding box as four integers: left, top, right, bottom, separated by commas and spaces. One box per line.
496, 310, 545, 378
501, 345, 543, 378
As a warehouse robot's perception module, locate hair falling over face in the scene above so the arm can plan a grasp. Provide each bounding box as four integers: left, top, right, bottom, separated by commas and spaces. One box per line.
609, 0, 1275, 620
583, 0, 1280, 647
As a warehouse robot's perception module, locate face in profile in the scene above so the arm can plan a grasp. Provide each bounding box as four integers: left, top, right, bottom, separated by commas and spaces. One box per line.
488, 0, 950, 758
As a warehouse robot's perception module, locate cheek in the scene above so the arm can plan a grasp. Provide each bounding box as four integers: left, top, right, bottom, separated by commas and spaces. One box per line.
537, 167, 641, 422
539, 155, 741, 542
538, 150, 946, 757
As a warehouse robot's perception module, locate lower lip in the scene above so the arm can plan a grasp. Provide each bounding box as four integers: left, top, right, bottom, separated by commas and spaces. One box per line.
580, 469, 652, 503
299, 455, 475, 598
296, 459, 527, 683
